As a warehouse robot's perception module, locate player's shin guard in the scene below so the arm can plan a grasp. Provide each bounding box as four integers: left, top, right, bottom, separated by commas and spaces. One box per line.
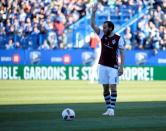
110, 91, 117, 109
104, 92, 111, 109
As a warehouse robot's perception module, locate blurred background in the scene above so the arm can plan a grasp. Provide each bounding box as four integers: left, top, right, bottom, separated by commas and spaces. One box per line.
0, 0, 165, 80
0, 1, 166, 131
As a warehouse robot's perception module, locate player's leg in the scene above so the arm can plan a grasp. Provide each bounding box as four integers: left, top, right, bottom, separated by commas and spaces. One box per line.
103, 84, 111, 108
108, 84, 117, 116
98, 65, 112, 115
102, 84, 117, 116
107, 67, 119, 116
102, 84, 112, 115
110, 84, 117, 110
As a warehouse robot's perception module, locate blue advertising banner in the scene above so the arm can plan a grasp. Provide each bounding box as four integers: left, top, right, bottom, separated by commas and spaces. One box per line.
0, 49, 166, 66
0, 49, 95, 66
0, 50, 26, 65
25, 49, 95, 65
125, 50, 166, 66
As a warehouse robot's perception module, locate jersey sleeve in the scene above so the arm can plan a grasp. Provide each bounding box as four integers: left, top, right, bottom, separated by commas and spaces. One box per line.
118, 36, 125, 49
98, 29, 104, 39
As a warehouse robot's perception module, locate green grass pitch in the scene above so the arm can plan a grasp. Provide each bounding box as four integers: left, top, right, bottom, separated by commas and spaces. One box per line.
0, 80, 166, 131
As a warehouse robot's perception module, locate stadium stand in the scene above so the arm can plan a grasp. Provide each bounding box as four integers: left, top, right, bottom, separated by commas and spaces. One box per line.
0, 0, 165, 51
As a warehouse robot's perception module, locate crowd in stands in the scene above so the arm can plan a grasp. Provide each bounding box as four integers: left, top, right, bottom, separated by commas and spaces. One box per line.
0, 0, 165, 51
0, 0, 88, 49
124, 0, 166, 53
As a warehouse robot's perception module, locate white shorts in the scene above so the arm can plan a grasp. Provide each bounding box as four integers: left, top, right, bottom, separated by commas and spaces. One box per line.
98, 64, 119, 84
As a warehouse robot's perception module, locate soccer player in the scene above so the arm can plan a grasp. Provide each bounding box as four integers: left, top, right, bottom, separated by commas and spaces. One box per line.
90, 4, 124, 116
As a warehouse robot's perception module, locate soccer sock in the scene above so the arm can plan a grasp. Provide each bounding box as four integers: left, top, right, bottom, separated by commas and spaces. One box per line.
104, 92, 112, 109
110, 90, 117, 109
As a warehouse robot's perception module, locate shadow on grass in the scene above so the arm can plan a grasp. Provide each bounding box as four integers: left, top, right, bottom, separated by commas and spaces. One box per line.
0, 101, 166, 131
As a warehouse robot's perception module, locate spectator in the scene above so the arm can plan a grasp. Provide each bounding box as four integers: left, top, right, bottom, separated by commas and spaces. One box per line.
124, 27, 132, 50
38, 40, 50, 50
46, 31, 58, 49
160, 29, 166, 50
135, 22, 146, 49
0, 0, 165, 51
89, 32, 100, 49
15, 41, 22, 49
5, 38, 14, 50
0, 0, 88, 49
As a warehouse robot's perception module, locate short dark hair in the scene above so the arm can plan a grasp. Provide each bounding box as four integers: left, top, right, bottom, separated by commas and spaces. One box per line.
104, 21, 114, 31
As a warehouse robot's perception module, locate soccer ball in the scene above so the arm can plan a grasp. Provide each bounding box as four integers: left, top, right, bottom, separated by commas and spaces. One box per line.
62, 108, 75, 121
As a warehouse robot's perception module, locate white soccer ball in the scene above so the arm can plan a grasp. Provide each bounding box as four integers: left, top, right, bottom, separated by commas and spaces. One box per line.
62, 108, 75, 121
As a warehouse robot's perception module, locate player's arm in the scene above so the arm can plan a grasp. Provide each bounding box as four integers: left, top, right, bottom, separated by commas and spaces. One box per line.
118, 37, 125, 76
90, 4, 100, 35
119, 48, 124, 76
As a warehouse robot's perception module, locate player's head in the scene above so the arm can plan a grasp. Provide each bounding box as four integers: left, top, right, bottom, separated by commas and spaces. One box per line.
103, 21, 114, 36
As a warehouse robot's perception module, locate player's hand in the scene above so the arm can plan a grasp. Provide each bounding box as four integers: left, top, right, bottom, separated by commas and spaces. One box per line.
92, 3, 98, 13
118, 66, 123, 76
